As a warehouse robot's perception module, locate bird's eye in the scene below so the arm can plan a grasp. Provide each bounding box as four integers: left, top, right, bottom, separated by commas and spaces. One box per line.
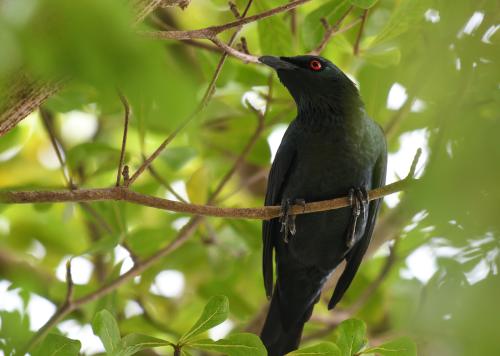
309, 60, 322, 71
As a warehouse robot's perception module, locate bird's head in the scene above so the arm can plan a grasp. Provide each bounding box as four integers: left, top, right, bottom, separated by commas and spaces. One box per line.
259, 55, 362, 117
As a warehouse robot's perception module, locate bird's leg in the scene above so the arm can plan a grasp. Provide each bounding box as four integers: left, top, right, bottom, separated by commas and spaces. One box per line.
280, 198, 305, 243
346, 187, 363, 248
355, 187, 369, 218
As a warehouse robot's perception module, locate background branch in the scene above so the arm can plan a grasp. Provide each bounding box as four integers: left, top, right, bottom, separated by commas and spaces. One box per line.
127, 0, 255, 186
353, 9, 368, 55
141, 0, 311, 41
309, 5, 355, 55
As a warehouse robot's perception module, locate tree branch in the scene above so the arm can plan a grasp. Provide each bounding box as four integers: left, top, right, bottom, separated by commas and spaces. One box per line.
141, 0, 311, 40
210, 37, 259, 63
0, 77, 64, 137
2, 151, 421, 220
0, 177, 417, 220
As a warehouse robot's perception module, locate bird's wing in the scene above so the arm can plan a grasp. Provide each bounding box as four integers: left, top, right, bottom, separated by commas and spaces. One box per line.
263, 138, 297, 298
328, 148, 387, 310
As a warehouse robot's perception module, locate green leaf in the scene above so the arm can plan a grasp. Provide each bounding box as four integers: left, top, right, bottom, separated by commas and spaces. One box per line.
186, 167, 209, 204
302, 0, 350, 49
359, 337, 417, 356
349, 0, 378, 9
0, 311, 33, 355
333, 319, 367, 356
126, 227, 173, 257
287, 342, 341, 355
92, 309, 121, 354
256, 0, 293, 55
81, 233, 121, 255
180, 295, 229, 342
33, 333, 81, 356
161, 146, 197, 170
116, 333, 172, 356
66, 142, 121, 173
371, 0, 427, 46
189, 333, 266, 356
363, 46, 401, 67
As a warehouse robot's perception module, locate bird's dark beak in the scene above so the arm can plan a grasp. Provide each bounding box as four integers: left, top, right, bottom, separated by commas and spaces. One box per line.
259, 56, 296, 70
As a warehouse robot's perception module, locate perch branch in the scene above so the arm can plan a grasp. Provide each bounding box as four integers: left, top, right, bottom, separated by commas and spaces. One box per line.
0, 178, 415, 220
2, 152, 421, 221
1, 148, 421, 220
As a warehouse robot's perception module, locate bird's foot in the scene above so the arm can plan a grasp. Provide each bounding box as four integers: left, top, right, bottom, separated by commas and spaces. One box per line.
280, 198, 305, 243
346, 187, 369, 248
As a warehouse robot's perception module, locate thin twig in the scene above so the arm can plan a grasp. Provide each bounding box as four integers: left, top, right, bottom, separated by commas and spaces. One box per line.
146, 162, 188, 203
407, 148, 422, 178
384, 95, 416, 141
40, 108, 117, 235
215, 168, 267, 203
40, 108, 73, 188
116, 92, 131, 187
353, 9, 368, 55
21, 258, 75, 354
208, 75, 272, 201
309, 6, 356, 55
210, 37, 259, 63
64, 259, 75, 306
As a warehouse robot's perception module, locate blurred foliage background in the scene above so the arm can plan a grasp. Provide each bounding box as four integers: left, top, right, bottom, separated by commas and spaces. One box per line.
0, 0, 499, 355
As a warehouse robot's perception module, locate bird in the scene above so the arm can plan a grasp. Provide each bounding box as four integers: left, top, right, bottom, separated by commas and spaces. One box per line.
258, 55, 387, 356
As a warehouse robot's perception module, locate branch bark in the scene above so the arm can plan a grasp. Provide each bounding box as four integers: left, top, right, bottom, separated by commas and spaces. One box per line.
141, 0, 311, 40
0, 77, 63, 137
0, 177, 416, 220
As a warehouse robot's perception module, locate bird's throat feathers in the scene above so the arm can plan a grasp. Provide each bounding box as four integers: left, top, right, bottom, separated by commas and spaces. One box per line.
280, 72, 364, 126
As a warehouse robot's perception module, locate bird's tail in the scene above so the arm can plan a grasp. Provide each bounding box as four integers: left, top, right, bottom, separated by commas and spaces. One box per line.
260, 287, 314, 356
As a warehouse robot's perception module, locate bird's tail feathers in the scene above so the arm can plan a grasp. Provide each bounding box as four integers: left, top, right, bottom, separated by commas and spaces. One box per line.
260, 287, 313, 356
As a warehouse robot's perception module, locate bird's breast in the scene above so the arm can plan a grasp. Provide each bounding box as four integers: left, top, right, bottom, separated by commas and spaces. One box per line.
284, 136, 374, 201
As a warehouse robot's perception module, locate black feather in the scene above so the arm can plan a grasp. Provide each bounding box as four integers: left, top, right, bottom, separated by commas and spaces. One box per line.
259, 55, 387, 355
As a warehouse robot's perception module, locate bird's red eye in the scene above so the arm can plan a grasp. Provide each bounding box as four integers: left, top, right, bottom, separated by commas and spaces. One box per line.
309, 60, 322, 71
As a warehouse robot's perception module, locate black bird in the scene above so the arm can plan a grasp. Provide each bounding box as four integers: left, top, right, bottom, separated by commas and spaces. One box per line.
259, 55, 387, 356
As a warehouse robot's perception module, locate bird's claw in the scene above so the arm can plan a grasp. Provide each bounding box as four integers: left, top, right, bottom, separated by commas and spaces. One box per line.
280, 198, 305, 243
346, 187, 369, 248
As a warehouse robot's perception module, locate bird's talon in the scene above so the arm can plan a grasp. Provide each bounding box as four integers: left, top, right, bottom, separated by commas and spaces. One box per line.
279, 198, 303, 243
346, 187, 368, 248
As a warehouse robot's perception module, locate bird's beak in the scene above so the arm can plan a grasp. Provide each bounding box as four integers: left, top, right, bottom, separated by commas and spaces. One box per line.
259, 56, 297, 70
